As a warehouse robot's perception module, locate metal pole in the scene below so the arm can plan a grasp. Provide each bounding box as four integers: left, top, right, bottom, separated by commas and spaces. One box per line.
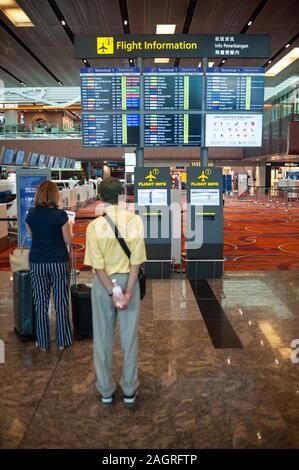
136, 57, 144, 167
201, 57, 208, 167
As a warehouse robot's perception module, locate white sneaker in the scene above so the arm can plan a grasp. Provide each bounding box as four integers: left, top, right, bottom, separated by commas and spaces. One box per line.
123, 389, 138, 406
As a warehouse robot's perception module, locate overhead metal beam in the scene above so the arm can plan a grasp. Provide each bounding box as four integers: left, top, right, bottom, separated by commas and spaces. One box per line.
0, 17, 64, 85
174, 0, 198, 67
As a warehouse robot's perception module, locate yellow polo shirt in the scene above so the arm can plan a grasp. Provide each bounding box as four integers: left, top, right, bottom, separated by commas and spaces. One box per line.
84, 205, 147, 275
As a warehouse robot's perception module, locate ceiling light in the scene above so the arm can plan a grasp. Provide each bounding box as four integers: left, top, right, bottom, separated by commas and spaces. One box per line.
247, 20, 253, 26
154, 58, 170, 63
2, 7, 34, 26
266, 47, 299, 76
61, 20, 66, 26
124, 20, 128, 25
0, 0, 15, 6
198, 61, 214, 67
156, 24, 176, 34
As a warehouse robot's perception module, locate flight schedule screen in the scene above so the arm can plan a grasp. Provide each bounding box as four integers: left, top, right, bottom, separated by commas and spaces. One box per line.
144, 114, 201, 147
144, 68, 202, 111
80, 67, 140, 111
206, 67, 265, 112
82, 114, 140, 147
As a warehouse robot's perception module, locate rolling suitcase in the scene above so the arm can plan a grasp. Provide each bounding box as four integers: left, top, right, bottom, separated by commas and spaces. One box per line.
70, 247, 93, 340
13, 270, 36, 342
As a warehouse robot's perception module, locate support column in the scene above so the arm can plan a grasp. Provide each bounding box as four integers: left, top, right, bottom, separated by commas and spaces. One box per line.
5, 110, 18, 131
135, 57, 144, 167
103, 165, 111, 179
201, 57, 209, 167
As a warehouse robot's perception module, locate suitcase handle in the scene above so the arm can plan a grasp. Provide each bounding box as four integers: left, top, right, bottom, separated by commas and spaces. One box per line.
71, 245, 77, 288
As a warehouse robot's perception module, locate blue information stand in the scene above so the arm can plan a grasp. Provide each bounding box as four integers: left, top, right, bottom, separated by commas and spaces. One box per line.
16, 169, 51, 248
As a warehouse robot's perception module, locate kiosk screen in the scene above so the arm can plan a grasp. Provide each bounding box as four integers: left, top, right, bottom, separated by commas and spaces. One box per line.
15, 150, 25, 165
190, 188, 220, 206
138, 188, 168, 206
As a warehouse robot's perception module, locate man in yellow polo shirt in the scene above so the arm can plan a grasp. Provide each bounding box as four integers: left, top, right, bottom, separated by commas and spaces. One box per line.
84, 177, 146, 406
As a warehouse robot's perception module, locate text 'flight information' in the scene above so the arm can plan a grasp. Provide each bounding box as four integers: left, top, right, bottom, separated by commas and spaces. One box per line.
80, 68, 140, 111
82, 114, 140, 147
144, 68, 202, 111
206, 67, 265, 112
144, 114, 201, 147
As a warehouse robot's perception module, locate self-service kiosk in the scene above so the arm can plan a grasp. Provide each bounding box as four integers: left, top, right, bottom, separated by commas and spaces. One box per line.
134, 167, 172, 278
186, 166, 224, 278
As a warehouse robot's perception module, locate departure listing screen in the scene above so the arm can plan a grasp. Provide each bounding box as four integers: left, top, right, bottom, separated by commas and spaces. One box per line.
206, 67, 265, 112
144, 67, 202, 110
144, 114, 201, 147
80, 67, 140, 111
82, 114, 140, 147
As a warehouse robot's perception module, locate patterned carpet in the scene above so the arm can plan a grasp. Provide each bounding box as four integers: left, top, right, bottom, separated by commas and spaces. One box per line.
1, 197, 299, 271
223, 196, 299, 270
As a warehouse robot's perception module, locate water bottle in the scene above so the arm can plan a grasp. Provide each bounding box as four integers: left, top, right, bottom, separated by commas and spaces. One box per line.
112, 279, 126, 309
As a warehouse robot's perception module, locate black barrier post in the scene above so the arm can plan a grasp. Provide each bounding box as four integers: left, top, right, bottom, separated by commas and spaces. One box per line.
201, 57, 208, 167
136, 57, 144, 167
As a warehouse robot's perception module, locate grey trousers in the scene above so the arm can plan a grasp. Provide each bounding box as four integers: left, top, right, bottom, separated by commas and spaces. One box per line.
91, 273, 140, 398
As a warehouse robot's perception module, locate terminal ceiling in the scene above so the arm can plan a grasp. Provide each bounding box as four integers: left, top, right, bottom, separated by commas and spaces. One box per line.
0, 0, 298, 87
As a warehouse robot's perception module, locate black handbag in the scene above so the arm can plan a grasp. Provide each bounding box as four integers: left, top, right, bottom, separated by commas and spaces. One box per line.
103, 214, 146, 300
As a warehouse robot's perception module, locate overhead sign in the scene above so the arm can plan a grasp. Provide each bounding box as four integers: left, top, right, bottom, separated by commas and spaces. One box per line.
75, 34, 271, 59
0, 103, 18, 109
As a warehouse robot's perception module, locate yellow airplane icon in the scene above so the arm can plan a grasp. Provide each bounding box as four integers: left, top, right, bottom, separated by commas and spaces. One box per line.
198, 170, 209, 181
145, 170, 156, 182
98, 42, 108, 52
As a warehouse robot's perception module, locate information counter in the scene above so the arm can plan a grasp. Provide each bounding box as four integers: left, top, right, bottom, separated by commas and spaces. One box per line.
60, 183, 96, 209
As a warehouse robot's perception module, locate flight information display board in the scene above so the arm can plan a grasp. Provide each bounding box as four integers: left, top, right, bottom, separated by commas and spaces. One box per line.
144, 67, 202, 110
206, 67, 265, 112
82, 114, 140, 147
80, 67, 140, 111
144, 114, 201, 147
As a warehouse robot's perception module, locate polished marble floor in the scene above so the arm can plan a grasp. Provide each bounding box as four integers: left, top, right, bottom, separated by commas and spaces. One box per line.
1, 270, 299, 449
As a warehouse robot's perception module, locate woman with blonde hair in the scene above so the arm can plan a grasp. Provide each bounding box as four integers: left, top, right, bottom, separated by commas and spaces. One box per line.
25, 180, 73, 351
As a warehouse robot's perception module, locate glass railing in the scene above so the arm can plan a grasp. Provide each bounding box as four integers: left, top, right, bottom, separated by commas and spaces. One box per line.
0, 126, 82, 139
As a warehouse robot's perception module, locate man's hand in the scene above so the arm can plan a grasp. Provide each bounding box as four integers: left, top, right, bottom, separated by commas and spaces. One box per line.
123, 292, 132, 308
112, 294, 129, 310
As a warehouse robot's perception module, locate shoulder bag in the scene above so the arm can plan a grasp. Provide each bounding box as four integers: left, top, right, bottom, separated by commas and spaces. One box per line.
9, 234, 30, 272
103, 213, 146, 300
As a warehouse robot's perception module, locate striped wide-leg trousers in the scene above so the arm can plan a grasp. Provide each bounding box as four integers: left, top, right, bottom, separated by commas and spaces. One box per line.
30, 261, 73, 350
